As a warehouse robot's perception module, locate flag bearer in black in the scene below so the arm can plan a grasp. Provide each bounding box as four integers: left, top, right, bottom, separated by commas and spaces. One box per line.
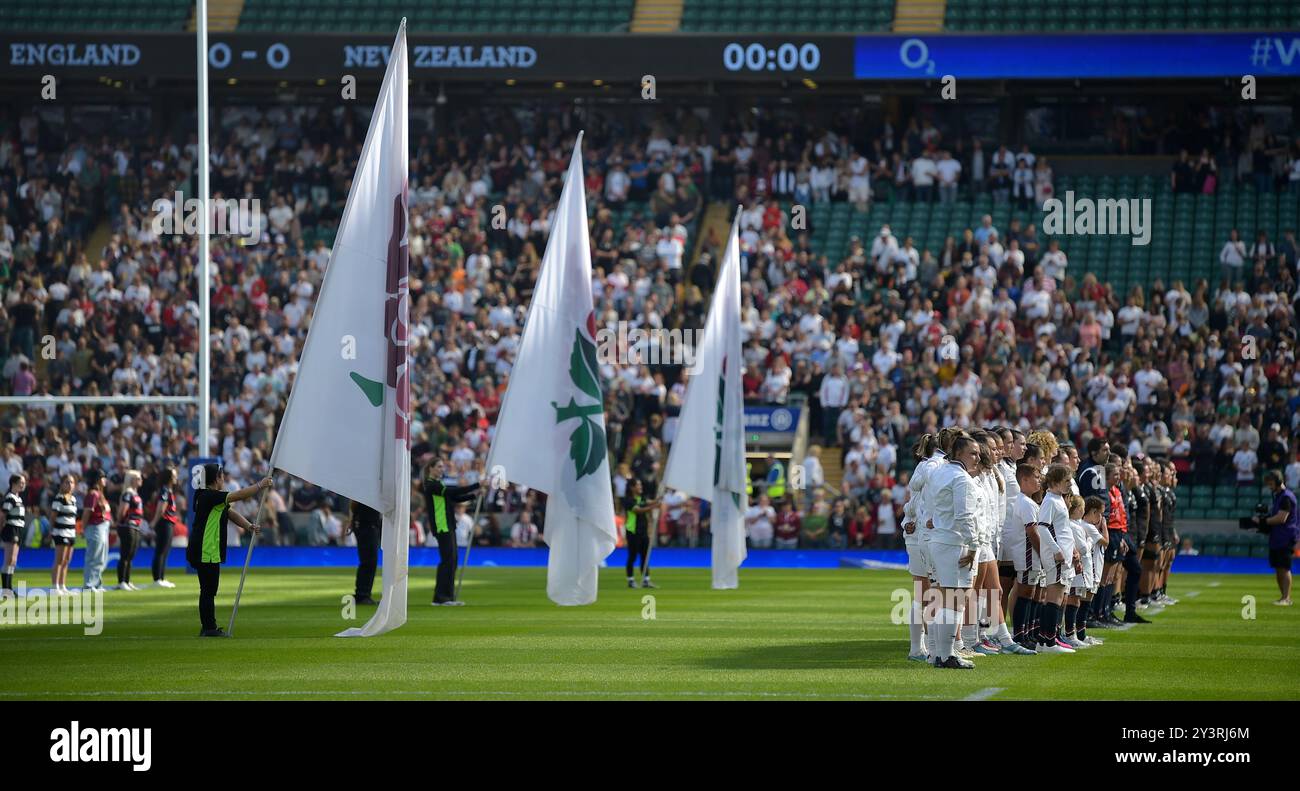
346, 500, 382, 605
622, 477, 661, 589
423, 458, 479, 606
187, 464, 270, 637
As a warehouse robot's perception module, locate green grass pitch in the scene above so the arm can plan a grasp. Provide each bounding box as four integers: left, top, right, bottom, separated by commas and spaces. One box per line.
2, 567, 1296, 700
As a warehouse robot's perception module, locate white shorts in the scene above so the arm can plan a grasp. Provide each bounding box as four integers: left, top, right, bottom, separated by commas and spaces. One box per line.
1042, 558, 1069, 586
930, 542, 975, 589
906, 540, 932, 578
1019, 568, 1045, 587
976, 543, 996, 563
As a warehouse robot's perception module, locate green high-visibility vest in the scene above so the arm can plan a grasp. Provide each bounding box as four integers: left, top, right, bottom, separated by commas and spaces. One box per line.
626, 495, 643, 534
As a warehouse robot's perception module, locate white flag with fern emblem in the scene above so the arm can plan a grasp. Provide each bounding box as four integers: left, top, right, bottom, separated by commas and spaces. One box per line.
484, 131, 617, 606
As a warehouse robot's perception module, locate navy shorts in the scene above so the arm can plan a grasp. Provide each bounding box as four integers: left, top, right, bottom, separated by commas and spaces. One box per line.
1104, 531, 1127, 562
1268, 544, 1296, 570
52, 535, 75, 547
0, 526, 20, 544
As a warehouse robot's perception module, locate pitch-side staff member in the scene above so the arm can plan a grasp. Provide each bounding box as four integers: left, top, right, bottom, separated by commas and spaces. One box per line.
187, 464, 270, 637
1256, 470, 1297, 606
347, 500, 382, 606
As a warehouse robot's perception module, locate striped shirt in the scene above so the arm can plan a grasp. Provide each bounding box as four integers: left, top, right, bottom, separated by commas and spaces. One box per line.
156, 486, 180, 526
120, 490, 144, 530
51, 494, 78, 539
3, 491, 25, 529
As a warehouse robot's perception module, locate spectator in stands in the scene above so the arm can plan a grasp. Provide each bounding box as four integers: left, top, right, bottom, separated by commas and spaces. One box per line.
1220, 229, 1247, 285
848, 149, 871, 212
1034, 157, 1054, 208
936, 150, 961, 205
848, 503, 873, 547
1233, 441, 1258, 487
509, 509, 540, 548
745, 493, 775, 549
1012, 145, 1036, 209
773, 499, 801, 549
910, 150, 937, 203
989, 145, 1014, 205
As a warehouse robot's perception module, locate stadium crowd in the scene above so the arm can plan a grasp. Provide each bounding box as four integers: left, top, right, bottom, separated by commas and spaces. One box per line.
0, 99, 1297, 582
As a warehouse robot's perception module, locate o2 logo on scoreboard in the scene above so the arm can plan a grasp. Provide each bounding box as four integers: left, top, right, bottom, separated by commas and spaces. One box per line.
722, 42, 821, 73
898, 38, 936, 76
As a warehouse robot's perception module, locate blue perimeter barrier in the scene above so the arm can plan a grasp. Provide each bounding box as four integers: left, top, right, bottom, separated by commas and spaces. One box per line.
10, 547, 1291, 575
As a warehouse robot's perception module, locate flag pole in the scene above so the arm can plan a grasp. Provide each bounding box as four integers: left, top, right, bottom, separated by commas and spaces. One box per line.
642, 447, 669, 577
227, 482, 270, 635
196, 0, 211, 456
454, 485, 484, 600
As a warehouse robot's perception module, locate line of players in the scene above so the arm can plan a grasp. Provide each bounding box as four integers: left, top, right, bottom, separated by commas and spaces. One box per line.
901, 426, 1179, 669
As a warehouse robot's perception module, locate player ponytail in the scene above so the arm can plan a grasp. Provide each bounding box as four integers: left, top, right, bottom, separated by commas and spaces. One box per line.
913, 433, 936, 461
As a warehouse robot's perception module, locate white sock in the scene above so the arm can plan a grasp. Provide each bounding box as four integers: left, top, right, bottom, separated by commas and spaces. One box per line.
961, 623, 979, 647
925, 623, 937, 656
994, 621, 1013, 643
933, 609, 955, 660
909, 602, 924, 654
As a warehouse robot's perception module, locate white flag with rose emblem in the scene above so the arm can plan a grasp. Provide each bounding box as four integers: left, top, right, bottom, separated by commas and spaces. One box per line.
271, 22, 410, 636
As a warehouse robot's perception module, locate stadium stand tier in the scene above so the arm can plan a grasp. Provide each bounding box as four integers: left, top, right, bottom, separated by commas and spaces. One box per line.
0, 0, 192, 30
237, 0, 636, 32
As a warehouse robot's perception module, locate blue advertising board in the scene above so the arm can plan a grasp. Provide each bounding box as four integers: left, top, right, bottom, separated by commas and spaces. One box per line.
744, 406, 800, 433
855, 32, 1300, 79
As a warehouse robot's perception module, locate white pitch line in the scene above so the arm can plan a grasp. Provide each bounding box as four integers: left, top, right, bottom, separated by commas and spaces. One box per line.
1208, 581, 1221, 588
963, 687, 1003, 701
1183, 590, 1201, 598
0, 689, 959, 700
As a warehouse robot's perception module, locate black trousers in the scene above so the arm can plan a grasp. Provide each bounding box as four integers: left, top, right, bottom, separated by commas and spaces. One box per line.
626, 531, 650, 577
194, 562, 221, 631
354, 521, 380, 598
116, 527, 138, 584
433, 528, 457, 603
152, 523, 173, 581
1121, 533, 1143, 611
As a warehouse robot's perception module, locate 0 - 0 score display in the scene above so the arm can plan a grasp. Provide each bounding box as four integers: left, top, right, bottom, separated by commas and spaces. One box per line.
723, 42, 821, 72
